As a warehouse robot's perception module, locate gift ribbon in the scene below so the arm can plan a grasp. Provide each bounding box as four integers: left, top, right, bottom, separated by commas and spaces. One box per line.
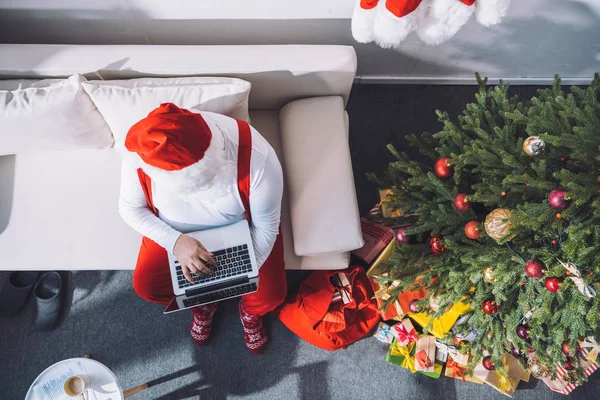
338, 285, 353, 303
447, 359, 466, 383
389, 342, 417, 373
375, 324, 395, 343
496, 374, 519, 394
415, 350, 432, 369
581, 337, 600, 363
435, 340, 458, 360
559, 259, 597, 298
394, 324, 419, 345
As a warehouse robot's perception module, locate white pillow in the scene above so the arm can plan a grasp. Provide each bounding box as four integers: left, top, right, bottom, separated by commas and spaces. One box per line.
0, 74, 114, 156
82, 77, 252, 144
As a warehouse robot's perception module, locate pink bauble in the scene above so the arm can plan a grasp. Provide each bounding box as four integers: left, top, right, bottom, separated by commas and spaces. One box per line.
548, 190, 569, 210
396, 228, 409, 243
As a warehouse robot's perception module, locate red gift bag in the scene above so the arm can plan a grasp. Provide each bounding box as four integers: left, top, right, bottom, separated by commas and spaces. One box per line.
275, 266, 380, 351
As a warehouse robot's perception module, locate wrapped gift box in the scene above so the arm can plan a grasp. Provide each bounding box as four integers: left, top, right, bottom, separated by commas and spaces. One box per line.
391, 318, 418, 346
444, 355, 484, 384
371, 278, 405, 321
409, 300, 472, 339
366, 239, 398, 278
542, 347, 599, 395
379, 189, 403, 219
414, 335, 436, 373
373, 322, 395, 344
473, 353, 525, 398
386, 339, 443, 378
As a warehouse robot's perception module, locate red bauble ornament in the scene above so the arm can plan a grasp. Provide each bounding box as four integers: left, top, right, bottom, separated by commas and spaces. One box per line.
548, 190, 569, 210
465, 221, 481, 239
429, 235, 445, 254
525, 259, 546, 278
454, 194, 471, 212
482, 298, 498, 315
396, 228, 409, 243
564, 359, 575, 371
482, 356, 495, 371
434, 158, 454, 179
516, 324, 530, 341
545, 276, 562, 292
562, 341, 581, 357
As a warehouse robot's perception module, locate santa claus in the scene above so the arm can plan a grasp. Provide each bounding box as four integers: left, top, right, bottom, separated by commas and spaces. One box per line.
118, 103, 286, 354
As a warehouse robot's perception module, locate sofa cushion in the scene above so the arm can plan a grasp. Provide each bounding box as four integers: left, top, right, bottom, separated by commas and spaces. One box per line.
251, 111, 350, 270
0, 111, 348, 270
0, 74, 114, 156
82, 77, 251, 144
279, 97, 364, 257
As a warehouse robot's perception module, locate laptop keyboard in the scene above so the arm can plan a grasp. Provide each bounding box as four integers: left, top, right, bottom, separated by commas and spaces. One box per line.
182, 282, 258, 308
175, 244, 252, 289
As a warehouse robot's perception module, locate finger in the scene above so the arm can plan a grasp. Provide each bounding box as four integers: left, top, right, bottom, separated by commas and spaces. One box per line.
182, 266, 195, 284
198, 251, 217, 268
188, 261, 201, 275
193, 256, 213, 275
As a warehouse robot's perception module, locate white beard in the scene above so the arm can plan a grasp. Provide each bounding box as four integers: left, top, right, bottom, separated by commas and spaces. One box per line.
117, 128, 238, 204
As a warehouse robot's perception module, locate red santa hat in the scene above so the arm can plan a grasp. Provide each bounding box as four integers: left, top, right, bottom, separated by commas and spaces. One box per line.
120, 103, 233, 199
125, 102, 212, 171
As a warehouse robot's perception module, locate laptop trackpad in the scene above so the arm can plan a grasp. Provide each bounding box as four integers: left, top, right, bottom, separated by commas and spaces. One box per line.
191, 230, 225, 251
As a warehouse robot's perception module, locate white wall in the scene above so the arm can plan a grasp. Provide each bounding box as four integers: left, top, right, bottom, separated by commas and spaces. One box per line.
0, 0, 598, 82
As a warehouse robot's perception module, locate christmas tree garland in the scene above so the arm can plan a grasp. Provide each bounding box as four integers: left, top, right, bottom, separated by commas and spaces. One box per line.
369, 73, 600, 384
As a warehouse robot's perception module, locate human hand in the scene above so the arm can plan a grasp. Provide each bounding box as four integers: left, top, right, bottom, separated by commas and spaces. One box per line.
173, 234, 216, 283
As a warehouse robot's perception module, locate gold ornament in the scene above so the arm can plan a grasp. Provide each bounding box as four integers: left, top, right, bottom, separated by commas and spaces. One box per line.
484, 208, 515, 241
527, 353, 551, 379
487, 331, 493, 340
563, 372, 579, 385
523, 136, 545, 156
483, 267, 499, 283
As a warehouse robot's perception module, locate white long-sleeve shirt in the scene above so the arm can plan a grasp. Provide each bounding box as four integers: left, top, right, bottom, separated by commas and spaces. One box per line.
118, 112, 284, 268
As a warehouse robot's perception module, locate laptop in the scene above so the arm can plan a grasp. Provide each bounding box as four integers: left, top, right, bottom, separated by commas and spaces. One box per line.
163, 219, 259, 314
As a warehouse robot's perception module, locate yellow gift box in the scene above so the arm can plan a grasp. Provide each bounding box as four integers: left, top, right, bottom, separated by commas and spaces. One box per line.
408, 300, 472, 339
379, 189, 403, 219
366, 239, 398, 278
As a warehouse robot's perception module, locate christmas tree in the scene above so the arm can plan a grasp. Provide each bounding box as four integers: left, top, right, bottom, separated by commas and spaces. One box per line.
369, 74, 600, 382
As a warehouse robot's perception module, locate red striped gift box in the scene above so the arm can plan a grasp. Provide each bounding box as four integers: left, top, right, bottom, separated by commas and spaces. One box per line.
542, 348, 599, 395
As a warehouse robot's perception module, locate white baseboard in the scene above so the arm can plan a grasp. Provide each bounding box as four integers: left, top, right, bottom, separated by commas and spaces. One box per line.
354, 75, 595, 85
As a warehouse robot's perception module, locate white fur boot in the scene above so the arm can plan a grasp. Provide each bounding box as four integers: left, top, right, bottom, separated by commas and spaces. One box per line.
373, 0, 424, 49
417, 0, 475, 45
352, 0, 379, 43
475, 0, 512, 26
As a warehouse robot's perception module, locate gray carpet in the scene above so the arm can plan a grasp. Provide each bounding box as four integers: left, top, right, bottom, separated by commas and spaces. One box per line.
2, 84, 599, 400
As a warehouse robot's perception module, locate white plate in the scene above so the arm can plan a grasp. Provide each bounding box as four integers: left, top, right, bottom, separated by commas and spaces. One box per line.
25, 358, 124, 400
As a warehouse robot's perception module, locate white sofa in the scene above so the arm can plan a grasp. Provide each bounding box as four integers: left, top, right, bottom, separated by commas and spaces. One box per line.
0, 44, 364, 271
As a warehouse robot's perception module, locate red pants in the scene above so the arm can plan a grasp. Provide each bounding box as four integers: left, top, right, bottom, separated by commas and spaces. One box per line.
133, 232, 287, 316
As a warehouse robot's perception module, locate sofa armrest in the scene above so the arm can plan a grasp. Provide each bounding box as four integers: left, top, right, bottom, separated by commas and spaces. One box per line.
279, 96, 364, 257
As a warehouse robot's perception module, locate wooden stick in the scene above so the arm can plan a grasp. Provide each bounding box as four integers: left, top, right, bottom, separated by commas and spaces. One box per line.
123, 383, 149, 398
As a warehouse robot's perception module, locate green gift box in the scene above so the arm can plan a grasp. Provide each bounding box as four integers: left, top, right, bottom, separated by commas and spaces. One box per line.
386, 339, 443, 379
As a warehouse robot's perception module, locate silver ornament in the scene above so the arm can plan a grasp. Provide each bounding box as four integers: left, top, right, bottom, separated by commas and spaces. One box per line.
523, 136, 545, 157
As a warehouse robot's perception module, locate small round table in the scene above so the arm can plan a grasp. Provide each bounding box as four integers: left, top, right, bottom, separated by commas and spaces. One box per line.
25, 357, 124, 400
